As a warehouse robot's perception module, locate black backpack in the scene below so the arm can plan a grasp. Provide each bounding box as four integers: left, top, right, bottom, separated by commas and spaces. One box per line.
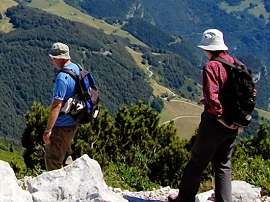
212, 56, 257, 127
59, 64, 100, 124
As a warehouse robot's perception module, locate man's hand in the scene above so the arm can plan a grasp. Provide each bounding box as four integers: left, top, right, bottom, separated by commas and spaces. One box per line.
43, 99, 61, 145
217, 118, 239, 130
43, 131, 52, 145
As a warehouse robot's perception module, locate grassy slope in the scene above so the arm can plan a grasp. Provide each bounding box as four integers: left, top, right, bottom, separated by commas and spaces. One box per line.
28, 0, 147, 47
0, 0, 17, 33
256, 108, 270, 120
219, 0, 269, 23
126, 46, 202, 139
160, 100, 202, 139
0, 148, 25, 167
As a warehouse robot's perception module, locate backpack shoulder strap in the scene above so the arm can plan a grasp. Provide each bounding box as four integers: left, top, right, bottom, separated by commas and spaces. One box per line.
211, 56, 243, 71
59, 68, 78, 82
75, 63, 83, 71
59, 68, 85, 96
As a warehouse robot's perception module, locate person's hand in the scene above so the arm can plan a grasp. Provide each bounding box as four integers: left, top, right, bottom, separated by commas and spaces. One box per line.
217, 118, 239, 130
43, 131, 52, 145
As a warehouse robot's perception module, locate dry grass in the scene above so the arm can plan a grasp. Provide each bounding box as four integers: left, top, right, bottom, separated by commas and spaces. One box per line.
160, 99, 202, 139
219, 0, 269, 23
0, 0, 17, 33
126, 47, 203, 139
256, 108, 270, 119
28, 0, 146, 46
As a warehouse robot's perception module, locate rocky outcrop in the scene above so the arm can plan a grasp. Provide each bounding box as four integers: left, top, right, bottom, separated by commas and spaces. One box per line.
0, 154, 268, 202
0, 160, 32, 202
24, 154, 126, 202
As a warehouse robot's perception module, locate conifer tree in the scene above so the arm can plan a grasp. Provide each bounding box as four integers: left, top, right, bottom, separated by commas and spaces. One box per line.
21, 102, 49, 169
71, 109, 116, 168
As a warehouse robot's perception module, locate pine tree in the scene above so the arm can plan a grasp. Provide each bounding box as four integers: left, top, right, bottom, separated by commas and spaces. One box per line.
21, 102, 49, 170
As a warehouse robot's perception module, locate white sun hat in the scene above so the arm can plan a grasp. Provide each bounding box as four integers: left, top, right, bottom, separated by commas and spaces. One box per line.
197, 29, 228, 51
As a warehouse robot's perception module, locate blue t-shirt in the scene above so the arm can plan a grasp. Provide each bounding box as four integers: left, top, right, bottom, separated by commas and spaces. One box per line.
53, 62, 80, 126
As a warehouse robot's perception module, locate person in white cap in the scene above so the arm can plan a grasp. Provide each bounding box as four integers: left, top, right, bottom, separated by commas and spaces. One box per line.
43, 42, 80, 171
168, 29, 239, 202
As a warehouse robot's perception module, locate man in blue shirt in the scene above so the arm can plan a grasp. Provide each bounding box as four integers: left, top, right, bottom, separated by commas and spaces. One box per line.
43, 42, 80, 171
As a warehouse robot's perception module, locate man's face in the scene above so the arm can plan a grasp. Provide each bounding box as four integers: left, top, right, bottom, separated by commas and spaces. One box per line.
50, 57, 61, 70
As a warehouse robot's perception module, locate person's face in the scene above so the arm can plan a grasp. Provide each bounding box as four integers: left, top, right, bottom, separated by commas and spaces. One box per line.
203, 50, 212, 59
50, 57, 61, 70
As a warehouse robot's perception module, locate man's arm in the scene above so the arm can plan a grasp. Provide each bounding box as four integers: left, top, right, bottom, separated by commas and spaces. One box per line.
43, 99, 62, 145
203, 63, 238, 130
202, 64, 223, 117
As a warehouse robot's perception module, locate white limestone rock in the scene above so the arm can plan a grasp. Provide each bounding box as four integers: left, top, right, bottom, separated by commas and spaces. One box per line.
0, 160, 32, 202
195, 180, 262, 202
232, 180, 261, 202
27, 154, 127, 202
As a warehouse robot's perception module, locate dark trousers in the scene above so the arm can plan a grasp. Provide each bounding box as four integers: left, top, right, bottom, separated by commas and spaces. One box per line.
44, 124, 78, 171
177, 111, 238, 202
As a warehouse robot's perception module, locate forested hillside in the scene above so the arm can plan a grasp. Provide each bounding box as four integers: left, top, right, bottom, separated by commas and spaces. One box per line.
2, 1, 270, 143
64, 0, 270, 64
0, 5, 155, 143
121, 17, 202, 67
0, 4, 203, 143
64, 0, 270, 111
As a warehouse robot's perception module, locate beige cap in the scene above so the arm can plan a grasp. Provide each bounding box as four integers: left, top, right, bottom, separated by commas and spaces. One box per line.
197, 29, 228, 51
49, 42, 71, 59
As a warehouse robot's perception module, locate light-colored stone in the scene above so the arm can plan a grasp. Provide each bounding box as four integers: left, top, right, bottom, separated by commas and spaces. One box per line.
27, 154, 127, 202
0, 161, 32, 202
196, 190, 215, 202
195, 180, 262, 202
0, 154, 269, 202
232, 180, 261, 202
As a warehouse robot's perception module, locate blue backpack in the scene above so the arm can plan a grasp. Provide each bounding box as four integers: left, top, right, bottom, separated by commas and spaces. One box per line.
59, 64, 100, 124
